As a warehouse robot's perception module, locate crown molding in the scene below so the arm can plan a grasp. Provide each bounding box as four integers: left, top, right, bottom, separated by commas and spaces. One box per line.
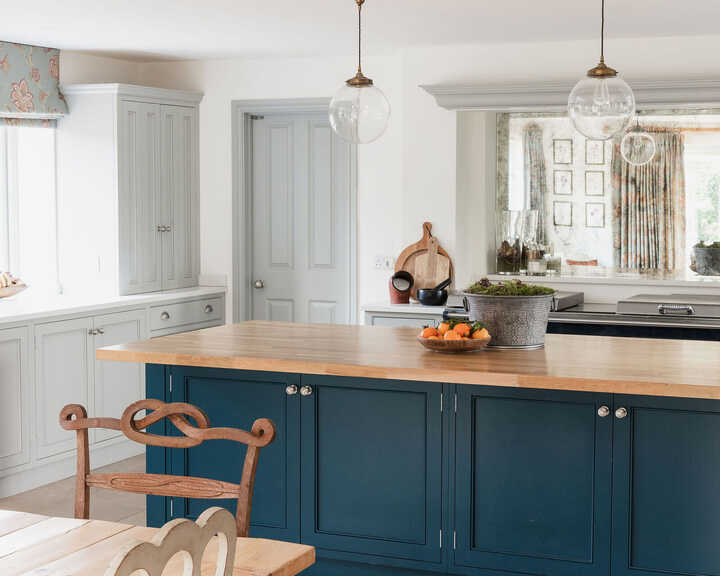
60, 83, 203, 105
421, 79, 720, 112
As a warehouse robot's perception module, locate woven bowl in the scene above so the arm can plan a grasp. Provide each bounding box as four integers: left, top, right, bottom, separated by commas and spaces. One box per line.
417, 335, 491, 353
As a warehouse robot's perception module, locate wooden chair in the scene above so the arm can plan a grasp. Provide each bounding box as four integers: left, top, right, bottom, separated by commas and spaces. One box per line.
59, 399, 275, 537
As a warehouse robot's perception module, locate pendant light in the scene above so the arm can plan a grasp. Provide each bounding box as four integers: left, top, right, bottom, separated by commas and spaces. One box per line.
621, 118, 656, 166
568, 0, 635, 140
329, 0, 390, 144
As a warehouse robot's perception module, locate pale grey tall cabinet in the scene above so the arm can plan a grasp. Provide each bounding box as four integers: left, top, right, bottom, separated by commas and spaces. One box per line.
57, 84, 201, 296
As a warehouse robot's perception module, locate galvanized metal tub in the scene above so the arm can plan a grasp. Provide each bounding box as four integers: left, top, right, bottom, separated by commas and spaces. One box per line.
462, 292, 555, 349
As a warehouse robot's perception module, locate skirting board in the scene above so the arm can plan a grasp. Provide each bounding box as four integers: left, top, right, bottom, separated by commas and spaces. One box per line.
0, 440, 145, 499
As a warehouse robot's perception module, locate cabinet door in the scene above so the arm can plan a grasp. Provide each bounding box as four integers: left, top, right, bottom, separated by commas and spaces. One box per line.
160, 105, 199, 290
0, 327, 30, 471
612, 395, 720, 576
454, 386, 611, 576
35, 318, 93, 459
92, 309, 147, 443
169, 367, 300, 542
300, 375, 443, 567
119, 100, 162, 295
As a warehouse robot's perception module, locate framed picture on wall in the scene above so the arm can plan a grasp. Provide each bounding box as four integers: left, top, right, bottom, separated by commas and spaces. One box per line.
553, 139, 573, 164
585, 171, 605, 196
585, 202, 606, 228
553, 170, 573, 196
553, 201, 573, 227
585, 140, 605, 165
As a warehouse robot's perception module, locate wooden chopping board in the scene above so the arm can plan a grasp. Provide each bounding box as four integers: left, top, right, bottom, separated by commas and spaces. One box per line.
395, 222, 453, 299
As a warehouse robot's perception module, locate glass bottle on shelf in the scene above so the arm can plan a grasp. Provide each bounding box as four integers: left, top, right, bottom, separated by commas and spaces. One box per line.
496, 210, 524, 275
520, 210, 539, 274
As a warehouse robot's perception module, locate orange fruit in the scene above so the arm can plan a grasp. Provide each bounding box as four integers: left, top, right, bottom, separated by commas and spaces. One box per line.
427, 335, 440, 340
437, 322, 450, 335
421, 326, 439, 338
462, 336, 470, 340
454, 323, 471, 337
472, 328, 490, 340
443, 330, 461, 341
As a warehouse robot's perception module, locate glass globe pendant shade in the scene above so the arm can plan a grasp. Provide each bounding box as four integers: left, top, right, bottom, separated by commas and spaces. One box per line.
329, 81, 390, 144
568, 74, 635, 140
621, 125, 656, 166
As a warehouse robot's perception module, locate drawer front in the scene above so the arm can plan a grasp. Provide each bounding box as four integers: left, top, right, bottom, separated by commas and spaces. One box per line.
369, 315, 438, 328
150, 298, 222, 331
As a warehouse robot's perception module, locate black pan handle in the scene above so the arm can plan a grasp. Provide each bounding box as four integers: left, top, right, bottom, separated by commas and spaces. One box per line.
433, 277, 452, 291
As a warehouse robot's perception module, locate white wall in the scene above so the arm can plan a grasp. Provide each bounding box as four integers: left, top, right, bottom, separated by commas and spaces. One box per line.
61, 52, 142, 84
61, 34, 720, 315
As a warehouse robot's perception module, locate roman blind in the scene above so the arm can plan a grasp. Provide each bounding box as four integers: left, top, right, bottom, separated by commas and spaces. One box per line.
0, 41, 68, 126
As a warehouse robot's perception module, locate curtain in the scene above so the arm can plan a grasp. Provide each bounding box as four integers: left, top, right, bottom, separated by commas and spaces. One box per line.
0, 41, 68, 127
523, 123, 546, 243
612, 130, 685, 270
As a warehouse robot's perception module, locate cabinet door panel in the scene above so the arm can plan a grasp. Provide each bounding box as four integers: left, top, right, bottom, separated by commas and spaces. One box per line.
119, 100, 162, 295
35, 318, 93, 458
93, 310, 147, 443
170, 367, 300, 542
160, 105, 198, 290
301, 376, 443, 565
455, 386, 611, 576
613, 395, 720, 576
0, 327, 30, 471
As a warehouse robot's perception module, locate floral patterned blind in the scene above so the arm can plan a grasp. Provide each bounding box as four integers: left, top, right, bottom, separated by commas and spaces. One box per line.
0, 41, 68, 126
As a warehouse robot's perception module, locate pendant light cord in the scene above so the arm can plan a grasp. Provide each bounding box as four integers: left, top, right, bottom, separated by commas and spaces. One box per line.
599, 0, 605, 64
357, 0, 363, 75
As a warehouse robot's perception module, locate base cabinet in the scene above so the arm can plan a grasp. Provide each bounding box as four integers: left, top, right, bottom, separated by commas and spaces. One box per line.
612, 395, 720, 576
0, 327, 30, 471
454, 386, 611, 576
146, 367, 720, 576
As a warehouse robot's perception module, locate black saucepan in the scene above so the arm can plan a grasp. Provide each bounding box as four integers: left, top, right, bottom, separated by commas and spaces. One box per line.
417, 277, 451, 306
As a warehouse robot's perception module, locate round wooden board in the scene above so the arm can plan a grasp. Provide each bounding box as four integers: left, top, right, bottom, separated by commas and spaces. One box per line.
395, 222, 453, 298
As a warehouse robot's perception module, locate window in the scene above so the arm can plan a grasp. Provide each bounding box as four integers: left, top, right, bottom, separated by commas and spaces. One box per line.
0, 125, 58, 290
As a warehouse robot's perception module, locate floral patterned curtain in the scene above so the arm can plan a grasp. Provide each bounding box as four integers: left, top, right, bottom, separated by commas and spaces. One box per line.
0, 41, 67, 127
523, 123, 547, 243
611, 130, 685, 270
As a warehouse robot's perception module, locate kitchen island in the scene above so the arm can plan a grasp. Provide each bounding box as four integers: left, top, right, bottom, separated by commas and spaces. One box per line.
98, 322, 720, 576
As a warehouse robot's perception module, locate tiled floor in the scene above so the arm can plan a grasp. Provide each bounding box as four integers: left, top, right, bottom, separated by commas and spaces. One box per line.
0, 455, 146, 525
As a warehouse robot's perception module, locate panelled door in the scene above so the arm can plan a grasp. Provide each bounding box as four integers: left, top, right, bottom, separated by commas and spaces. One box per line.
612, 395, 720, 576
92, 309, 147, 443
160, 105, 199, 290
35, 318, 94, 459
454, 385, 612, 576
119, 100, 162, 295
299, 375, 443, 567
0, 327, 30, 471
251, 113, 353, 324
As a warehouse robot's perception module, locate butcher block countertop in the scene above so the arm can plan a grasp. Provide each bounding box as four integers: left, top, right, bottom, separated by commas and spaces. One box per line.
97, 321, 720, 400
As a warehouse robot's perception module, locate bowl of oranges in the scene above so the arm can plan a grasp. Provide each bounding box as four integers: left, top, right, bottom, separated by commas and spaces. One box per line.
417, 321, 491, 353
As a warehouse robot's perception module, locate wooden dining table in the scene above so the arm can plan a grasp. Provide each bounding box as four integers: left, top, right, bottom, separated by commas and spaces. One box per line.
0, 509, 315, 575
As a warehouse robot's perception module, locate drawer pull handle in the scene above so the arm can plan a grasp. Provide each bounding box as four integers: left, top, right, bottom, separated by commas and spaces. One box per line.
597, 406, 610, 418
286, 385, 298, 396
160, 311, 170, 321
204, 304, 214, 314
300, 385, 313, 397
658, 303, 695, 315
615, 407, 628, 419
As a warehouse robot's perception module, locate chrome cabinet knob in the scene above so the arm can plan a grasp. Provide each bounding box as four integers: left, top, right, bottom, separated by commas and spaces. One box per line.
615, 407, 628, 419
597, 406, 610, 418
160, 311, 170, 321
254, 280, 265, 289
156, 225, 164, 232
300, 385, 313, 397
286, 384, 298, 396
96, 328, 104, 335
204, 304, 213, 314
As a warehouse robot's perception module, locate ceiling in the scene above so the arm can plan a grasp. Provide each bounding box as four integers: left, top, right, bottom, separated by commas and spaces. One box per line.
1, 0, 718, 62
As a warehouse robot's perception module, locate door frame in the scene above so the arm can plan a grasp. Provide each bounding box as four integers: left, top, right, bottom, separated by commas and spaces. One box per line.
231, 98, 358, 324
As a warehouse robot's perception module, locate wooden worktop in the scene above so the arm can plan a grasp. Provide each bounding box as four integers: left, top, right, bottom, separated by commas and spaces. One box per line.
97, 321, 720, 400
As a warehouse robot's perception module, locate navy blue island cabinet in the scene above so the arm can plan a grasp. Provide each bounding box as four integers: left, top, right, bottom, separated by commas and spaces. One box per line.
145, 364, 720, 576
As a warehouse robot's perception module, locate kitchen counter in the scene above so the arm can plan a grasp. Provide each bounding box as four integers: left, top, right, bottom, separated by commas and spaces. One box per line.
98, 320, 720, 399
0, 285, 225, 325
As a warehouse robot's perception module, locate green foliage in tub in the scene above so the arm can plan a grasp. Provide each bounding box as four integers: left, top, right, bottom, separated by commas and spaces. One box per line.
466, 278, 555, 296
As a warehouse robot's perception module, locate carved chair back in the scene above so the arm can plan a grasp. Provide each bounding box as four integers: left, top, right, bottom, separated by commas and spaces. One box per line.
60, 399, 275, 537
